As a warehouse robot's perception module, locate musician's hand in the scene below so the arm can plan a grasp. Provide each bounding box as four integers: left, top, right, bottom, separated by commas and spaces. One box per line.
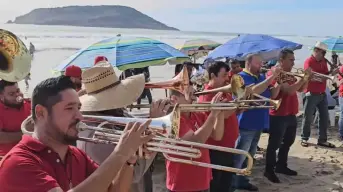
243, 85, 253, 99
149, 99, 170, 118
303, 67, 313, 81
331, 68, 339, 75
115, 120, 154, 160
271, 66, 281, 77
210, 92, 224, 116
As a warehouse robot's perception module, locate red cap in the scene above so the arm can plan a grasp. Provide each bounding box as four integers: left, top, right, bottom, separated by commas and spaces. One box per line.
94, 56, 108, 65
65, 65, 82, 78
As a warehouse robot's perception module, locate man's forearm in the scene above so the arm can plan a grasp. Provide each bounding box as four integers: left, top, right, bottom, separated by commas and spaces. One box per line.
281, 79, 306, 95
211, 113, 225, 141
111, 164, 134, 192
70, 149, 128, 192
0, 131, 22, 144
252, 75, 276, 95
183, 114, 216, 143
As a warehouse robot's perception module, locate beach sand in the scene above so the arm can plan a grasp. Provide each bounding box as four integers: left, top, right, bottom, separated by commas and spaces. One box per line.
151, 117, 343, 192
22, 51, 343, 192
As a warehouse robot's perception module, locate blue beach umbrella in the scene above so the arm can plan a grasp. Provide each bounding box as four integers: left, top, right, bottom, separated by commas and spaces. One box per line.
321, 37, 343, 53
206, 34, 303, 61
54, 36, 191, 72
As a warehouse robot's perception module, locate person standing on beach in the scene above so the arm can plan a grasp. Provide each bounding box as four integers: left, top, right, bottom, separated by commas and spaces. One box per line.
233, 54, 281, 191
0, 76, 153, 192
135, 67, 153, 107
264, 49, 311, 183
64, 65, 82, 92
77, 63, 169, 192
300, 42, 338, 148
198, 61, 240, 192
0, 80, 31, 158
167, 87, 228, 192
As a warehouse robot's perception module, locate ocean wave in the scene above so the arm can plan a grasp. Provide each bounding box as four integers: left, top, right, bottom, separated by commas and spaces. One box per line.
34, 47, 80, 52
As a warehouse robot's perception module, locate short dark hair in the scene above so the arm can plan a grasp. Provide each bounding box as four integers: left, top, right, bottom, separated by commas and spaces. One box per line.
169, 89, 183, 98
206, 61, 229, 80
0, 80, 16, 93
279, 49, 294, 60
31, 76, 76, 121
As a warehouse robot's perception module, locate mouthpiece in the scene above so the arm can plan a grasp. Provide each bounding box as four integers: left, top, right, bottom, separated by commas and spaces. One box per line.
16, 96, 23, 103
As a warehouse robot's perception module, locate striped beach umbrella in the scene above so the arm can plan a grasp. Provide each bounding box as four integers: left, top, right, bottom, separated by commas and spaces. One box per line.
54, 36, 191, 72
179, 39, 221, 61
321, 37, 343, 53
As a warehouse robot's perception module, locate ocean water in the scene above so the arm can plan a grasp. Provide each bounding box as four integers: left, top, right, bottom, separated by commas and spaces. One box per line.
0, 24, 331, 99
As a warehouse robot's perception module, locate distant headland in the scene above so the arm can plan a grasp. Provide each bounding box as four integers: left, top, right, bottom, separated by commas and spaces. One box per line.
7, 5, 179, 31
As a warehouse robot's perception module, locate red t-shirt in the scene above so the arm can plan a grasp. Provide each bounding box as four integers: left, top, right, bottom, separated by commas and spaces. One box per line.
0, 135, 98, 191
266, 70, 299, 116
166, 113, 211, 192
198, 84, 239, 148
0, 100, 31, 156
304, 56, 329, 93
338, 65, 343, 97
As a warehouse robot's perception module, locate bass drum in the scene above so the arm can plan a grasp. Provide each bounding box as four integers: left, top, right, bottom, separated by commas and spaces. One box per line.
0, 29, 32, 82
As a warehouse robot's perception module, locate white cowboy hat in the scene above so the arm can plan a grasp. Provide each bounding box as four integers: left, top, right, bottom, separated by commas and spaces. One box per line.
309, 41, 328, 51
79, 62, 145, 112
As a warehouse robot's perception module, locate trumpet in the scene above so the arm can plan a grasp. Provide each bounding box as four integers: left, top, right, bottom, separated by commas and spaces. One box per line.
292, 67, 335, 82
145, 65, 190, 99
0, 29, 32, 82
21, 106, 254, 175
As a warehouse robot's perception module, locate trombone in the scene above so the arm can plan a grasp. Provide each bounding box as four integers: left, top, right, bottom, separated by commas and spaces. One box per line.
192, 74, 281, 110
145, 65, 191, 99
21, 105, 254, 175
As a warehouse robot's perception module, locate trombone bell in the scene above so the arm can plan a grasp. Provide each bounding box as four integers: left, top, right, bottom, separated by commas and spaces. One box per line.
145, 65, 190, 99
0, 29, 32, 82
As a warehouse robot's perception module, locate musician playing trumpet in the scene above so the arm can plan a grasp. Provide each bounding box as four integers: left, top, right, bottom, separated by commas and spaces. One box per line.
0, 76, 154, 192
264, 49, 311, 183
167, 87, 229, 192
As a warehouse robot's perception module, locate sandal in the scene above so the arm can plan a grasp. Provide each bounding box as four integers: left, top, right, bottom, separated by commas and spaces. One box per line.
317, 142, 336, 148
301, 140, 309, 147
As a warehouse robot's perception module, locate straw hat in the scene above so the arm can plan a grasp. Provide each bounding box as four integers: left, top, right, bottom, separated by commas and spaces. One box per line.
79, 61, 145, 111
309, 41, 328, 51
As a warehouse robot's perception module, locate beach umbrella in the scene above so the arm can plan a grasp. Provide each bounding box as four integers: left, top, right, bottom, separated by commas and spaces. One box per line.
54, 36, 191, 72
321, 37, 343, 53
206, 34, 303, 61
179, 39, 222, 61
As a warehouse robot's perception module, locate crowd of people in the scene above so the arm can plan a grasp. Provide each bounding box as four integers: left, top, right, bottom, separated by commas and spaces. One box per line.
0, 41, 341, 192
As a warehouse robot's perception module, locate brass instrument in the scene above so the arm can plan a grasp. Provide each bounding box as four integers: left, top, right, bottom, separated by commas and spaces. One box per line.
145, 65, 190, 99
128, 100, 278, 110
194, 74, 245, 98
192, 74, 281, 110
0, 29, 32, 82
292, 67, 334, 82
21, 104, 254, 175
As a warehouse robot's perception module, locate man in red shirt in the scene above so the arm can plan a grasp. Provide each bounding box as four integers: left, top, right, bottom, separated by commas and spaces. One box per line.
166, 87, 230, 192
301, 42, 338, 148
227, 59, 243, 82
264, 49, 311, 183
0, 76, 153, 192
0, 80, 31, 157
65, 65, 82, 92
337, 66, 343, 141
198, 61, 240, 192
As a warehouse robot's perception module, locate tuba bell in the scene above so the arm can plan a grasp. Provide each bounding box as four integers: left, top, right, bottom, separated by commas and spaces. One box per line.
0, 29, 32, 82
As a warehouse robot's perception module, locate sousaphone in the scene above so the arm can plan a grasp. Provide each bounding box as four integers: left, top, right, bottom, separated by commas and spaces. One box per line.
0, 29, 32, 82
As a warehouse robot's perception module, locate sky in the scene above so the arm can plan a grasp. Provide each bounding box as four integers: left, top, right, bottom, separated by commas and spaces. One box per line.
0, 0, 342, 36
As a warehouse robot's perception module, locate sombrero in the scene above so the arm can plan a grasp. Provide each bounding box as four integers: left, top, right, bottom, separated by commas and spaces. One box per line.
79, 61, 145, 111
